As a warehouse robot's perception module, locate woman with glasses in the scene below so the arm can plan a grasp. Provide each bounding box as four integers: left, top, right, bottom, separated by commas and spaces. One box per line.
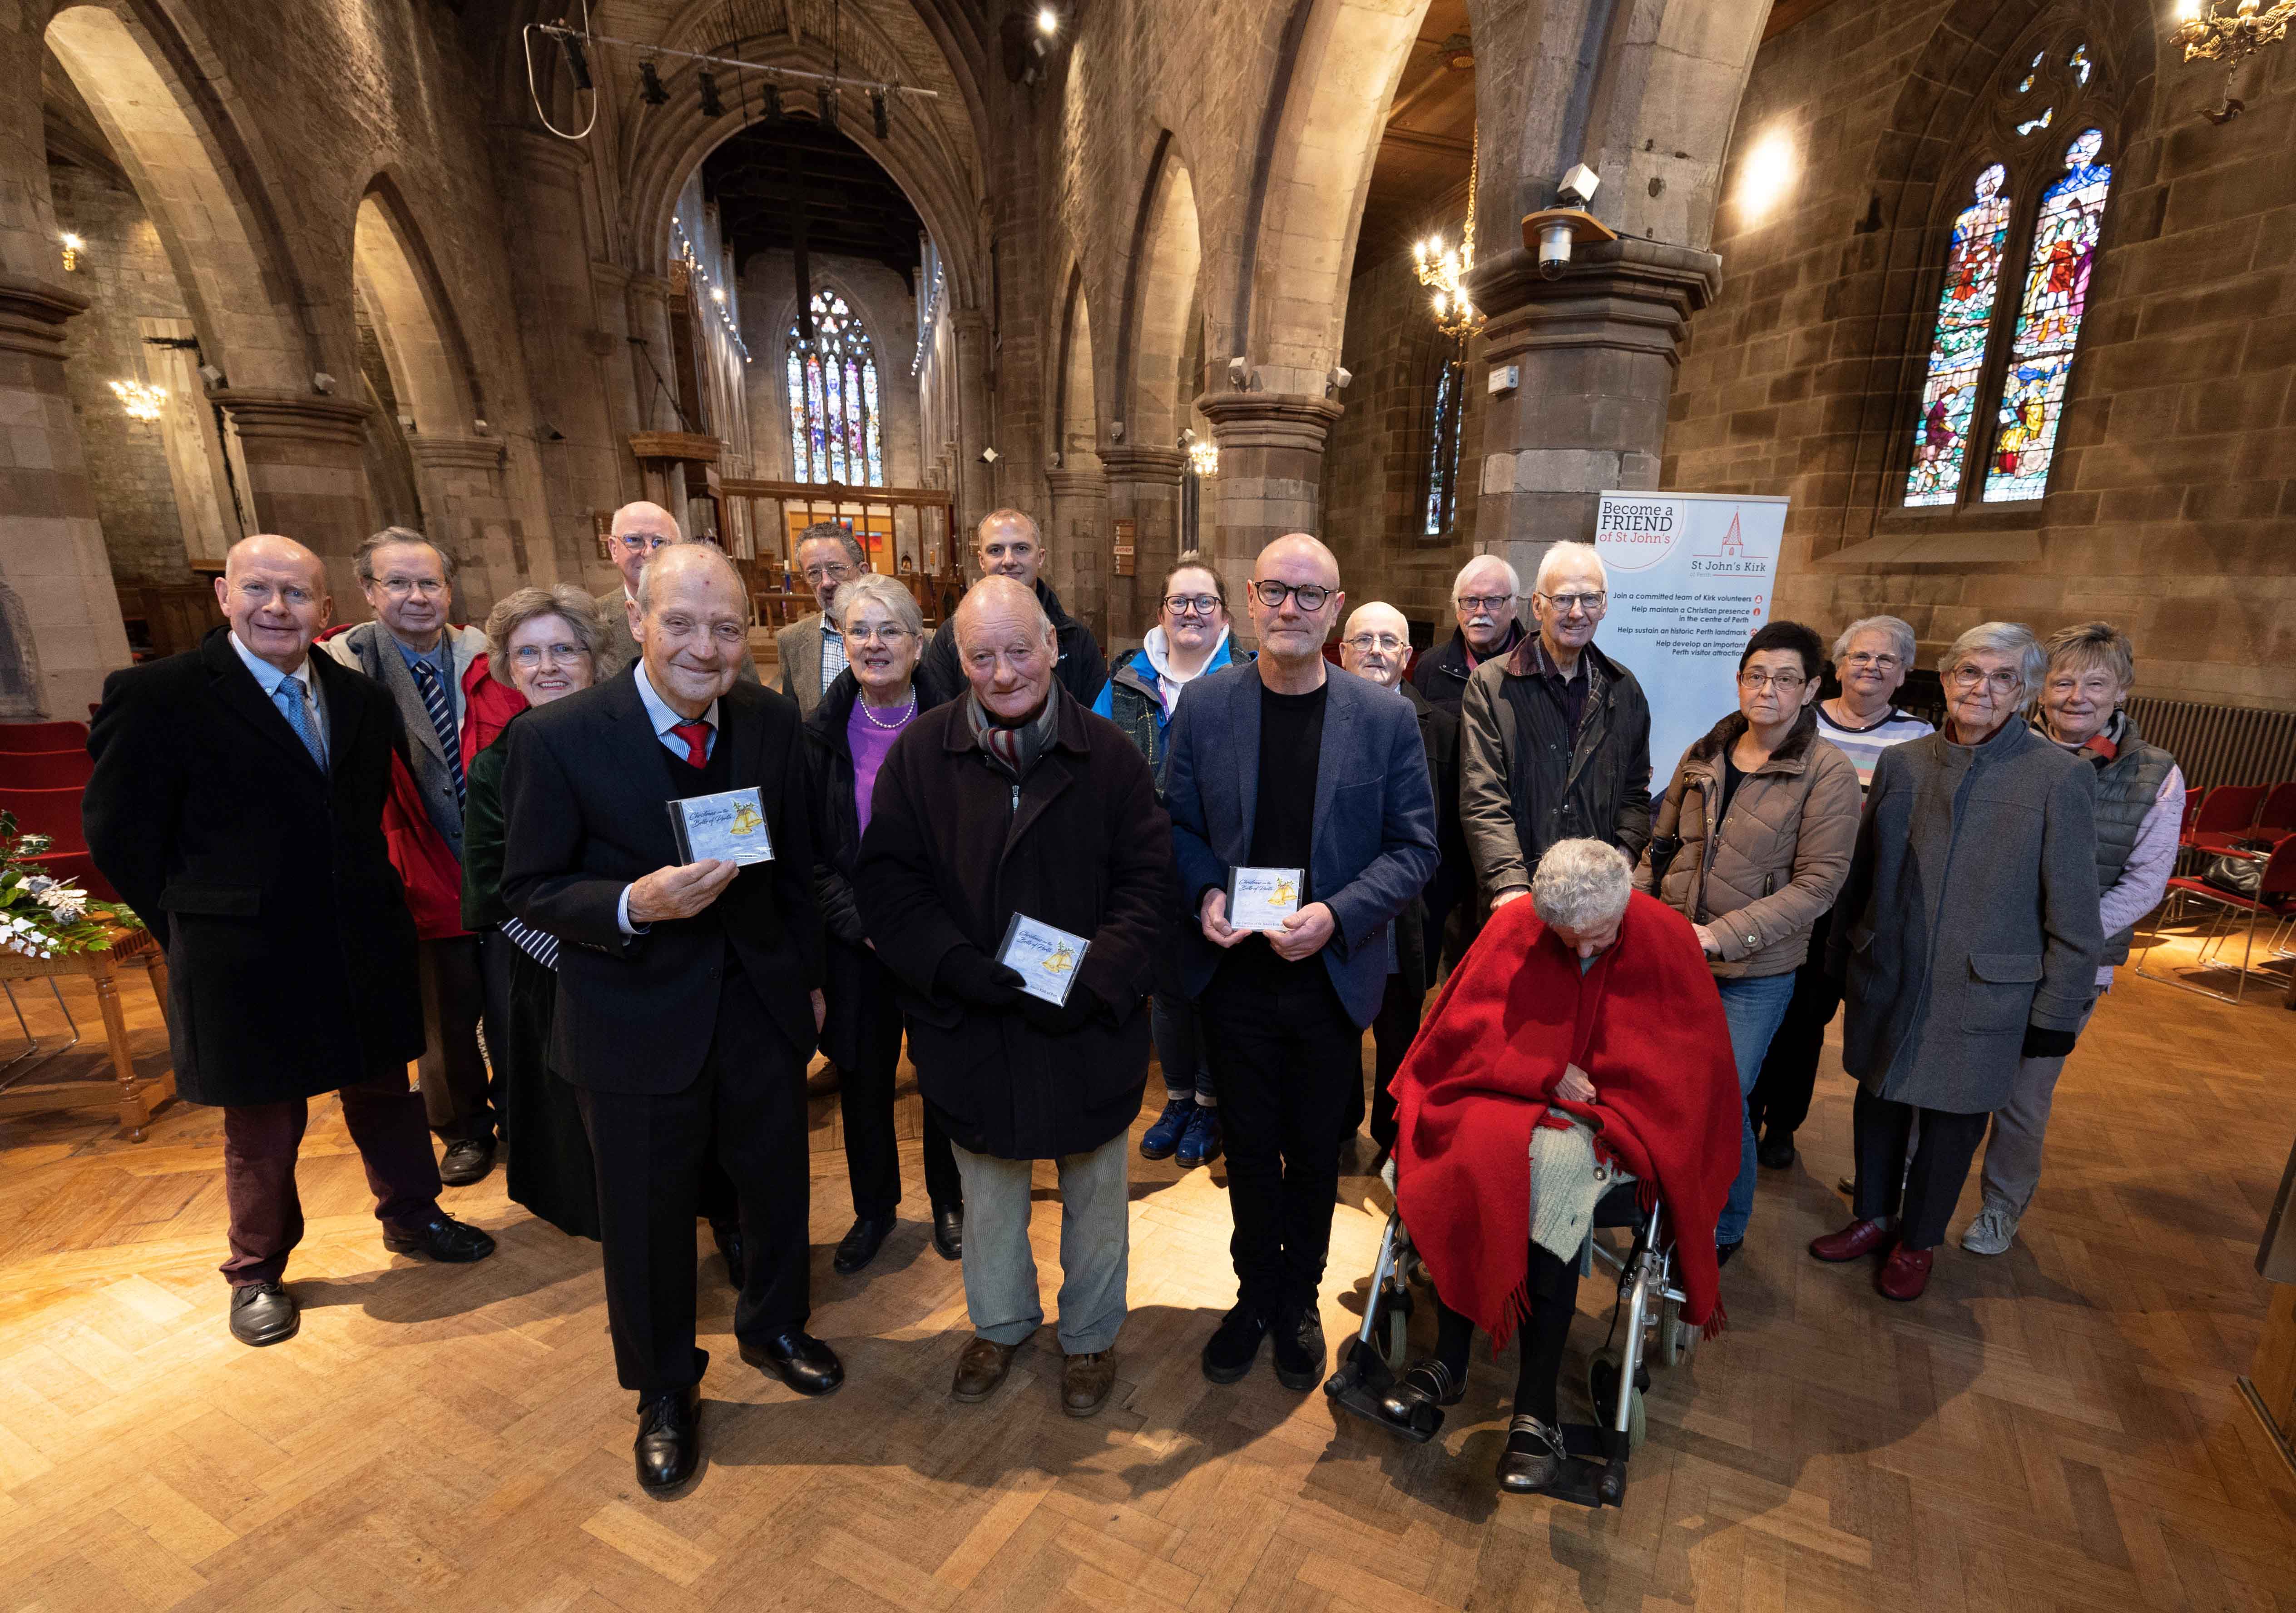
1809, 622, 2101, 1302
803, 573, 966, 1273
1092, 553, 1243, 1167
1634, 621, 1860, 1266
1746, 616, 1933, 1170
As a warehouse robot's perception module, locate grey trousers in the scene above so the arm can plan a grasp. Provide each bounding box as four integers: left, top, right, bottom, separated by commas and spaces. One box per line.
1977, 993, 2099, 1219
950, 1130, 1129, 1355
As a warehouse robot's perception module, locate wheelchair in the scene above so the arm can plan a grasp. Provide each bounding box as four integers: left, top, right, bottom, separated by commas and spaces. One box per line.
1325, 1180, 1696, 1509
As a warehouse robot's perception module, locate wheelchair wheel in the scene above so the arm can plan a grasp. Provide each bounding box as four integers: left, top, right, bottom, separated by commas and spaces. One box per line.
1588, 1348, 1647, 1452
1657, 1296, 1696, 1367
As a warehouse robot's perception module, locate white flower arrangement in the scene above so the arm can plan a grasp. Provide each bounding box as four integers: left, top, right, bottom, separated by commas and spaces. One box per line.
0, 811, 142, 957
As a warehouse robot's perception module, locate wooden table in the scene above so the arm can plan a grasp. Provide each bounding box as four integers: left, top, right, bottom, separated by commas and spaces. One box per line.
0, 925, 173, 1141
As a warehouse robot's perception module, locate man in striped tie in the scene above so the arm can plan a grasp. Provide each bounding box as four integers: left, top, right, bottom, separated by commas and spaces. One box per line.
320, 528, 497, 1184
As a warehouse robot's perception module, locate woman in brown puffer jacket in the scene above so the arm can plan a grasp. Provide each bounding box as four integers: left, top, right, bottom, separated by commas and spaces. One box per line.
1633, 620, 1861, 1261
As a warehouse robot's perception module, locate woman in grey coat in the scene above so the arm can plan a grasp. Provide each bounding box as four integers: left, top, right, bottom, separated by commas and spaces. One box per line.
1808, 622, 2102, 1302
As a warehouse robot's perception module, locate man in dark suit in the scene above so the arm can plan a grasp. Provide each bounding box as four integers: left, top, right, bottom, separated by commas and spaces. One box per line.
83, 534, 496, 1349
501, 540, 838, 1496
1163, 535, 1438, 1395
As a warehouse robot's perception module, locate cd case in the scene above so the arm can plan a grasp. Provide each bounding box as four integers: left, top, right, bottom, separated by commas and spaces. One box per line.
1226, 866, 1304, 932
666, 786, 775, 866
997, 912, 1091, 1007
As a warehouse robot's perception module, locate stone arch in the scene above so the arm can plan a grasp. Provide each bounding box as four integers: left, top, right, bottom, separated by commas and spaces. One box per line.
1117, 137, 1203, 451
1054, 266, 1101, 471
351, 176, 482, 436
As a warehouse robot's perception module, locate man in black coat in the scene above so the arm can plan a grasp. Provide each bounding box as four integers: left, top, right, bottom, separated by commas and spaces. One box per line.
1406, 555, 1522, 967
83, 534, 495, 1350
855, 576, 1171, 1421
500, 542, 837, 1496
916, 509, 1106, 710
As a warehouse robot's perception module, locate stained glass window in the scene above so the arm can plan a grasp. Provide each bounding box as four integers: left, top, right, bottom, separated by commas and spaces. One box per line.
1905, 164, 2011, 507
786, 289, 885, 486
1984, 128, 2111, 502
2016, 107, 2054, 136
1424, 354, 1465, 536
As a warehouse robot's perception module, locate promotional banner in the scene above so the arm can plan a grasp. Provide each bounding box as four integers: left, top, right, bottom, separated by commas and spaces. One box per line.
1591, 491, 1790, 790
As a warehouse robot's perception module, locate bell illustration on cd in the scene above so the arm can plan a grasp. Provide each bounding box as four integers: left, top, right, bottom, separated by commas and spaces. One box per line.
1270, 876, 1297, 907
729, 801, 765, 836
1043, 942, 1076, 976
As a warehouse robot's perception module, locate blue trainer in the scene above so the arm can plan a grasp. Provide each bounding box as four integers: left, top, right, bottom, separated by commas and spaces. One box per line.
1177, 1104, 1222, 1166
1140, 1097, 1193, 1160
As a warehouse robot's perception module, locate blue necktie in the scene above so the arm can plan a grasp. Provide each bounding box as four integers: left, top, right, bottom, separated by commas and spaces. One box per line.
500, 915, 560, 971
411, 659, 466, 808
276, 675, 326, 769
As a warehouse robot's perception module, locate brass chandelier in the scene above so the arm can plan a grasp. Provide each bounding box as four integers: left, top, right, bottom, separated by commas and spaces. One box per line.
1411, 129, 1484, 341
2174, 0, 2296, 120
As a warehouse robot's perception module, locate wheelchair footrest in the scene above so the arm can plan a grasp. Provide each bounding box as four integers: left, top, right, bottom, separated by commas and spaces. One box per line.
1324, 1340, 1444, 1444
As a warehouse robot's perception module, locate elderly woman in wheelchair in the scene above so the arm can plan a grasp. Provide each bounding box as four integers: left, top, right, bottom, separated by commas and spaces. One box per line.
1376, 839, 1742, 1497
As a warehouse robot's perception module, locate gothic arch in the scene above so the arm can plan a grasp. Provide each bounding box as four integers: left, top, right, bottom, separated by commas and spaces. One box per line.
1053, 265, 1102, 472
1114, 134, 1203, 451
351, 173, 485, 434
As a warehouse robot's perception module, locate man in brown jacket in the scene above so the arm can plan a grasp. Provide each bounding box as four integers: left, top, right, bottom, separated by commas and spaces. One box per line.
1633, 621, 1860, 1262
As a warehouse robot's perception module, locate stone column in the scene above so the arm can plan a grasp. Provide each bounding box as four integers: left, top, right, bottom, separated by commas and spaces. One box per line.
625, 273, 689, 532
1196, 392, 1343, 623
1097, 446, 1184, 642
1045, 465, 1112, 645
951, 311, 993, 537
213, 389, 377, 606
1465, 239, 1720, 582
410, 435, 526, 624
0, 275, 136, 718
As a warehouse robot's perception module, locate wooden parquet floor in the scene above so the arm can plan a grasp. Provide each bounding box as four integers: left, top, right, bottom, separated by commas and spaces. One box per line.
1, 931, 2293, 1612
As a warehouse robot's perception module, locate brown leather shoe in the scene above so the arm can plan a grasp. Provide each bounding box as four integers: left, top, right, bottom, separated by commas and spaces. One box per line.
950, 1335, 1018, 1403
1062, 1350, 1117, 1418
1875, 1244, 1935, 1301
1808, 1216, 1896, 1263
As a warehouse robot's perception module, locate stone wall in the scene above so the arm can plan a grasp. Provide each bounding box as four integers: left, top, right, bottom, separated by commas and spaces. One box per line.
1668, 0, 2295, 708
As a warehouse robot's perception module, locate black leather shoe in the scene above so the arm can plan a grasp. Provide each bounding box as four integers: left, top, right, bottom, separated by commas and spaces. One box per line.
1271, 1305, 1326, 1391
1496, 1413, 1569, 1494
228, 1281, 298, 1347
634, 1386, 700, 1494
931, 1205, 963, 1262
711, 1220, 745, 1290
1201, 1302, 1267, 1385
438, 1138, 495, 1186
382, 1212, 497, 1262
1376, 1356, 1465, 1426
832, 1214, 896, 1275
740, 1329, 844, 1397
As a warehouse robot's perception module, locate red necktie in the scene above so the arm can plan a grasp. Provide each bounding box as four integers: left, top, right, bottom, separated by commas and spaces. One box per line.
671, 718, 712, 768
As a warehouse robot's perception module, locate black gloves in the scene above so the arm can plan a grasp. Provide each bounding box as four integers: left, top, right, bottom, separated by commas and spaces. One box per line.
1021, 983, 1103, 1035
938, 946, 1025, 1008
2020, 1023, 2078, 1061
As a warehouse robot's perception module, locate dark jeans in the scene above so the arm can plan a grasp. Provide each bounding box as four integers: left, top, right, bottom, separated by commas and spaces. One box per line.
418, 934, 494, 1144
219, 1073, 443, 1286
1199, 962, 1362, 1314
841, 960, 961, 1219
575, 967, 810, 1396
1851, 1085, 1991, 1251
1747, 907, 1839, 1142
1150, 991, 1216, 1103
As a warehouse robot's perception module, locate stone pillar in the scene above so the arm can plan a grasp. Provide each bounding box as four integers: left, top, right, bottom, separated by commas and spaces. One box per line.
1196, 392, 1343, 625
410, 435, 525, 624
0, 275, 136, 718
1097, 446, 1184, 642
1045, 465, 1112, 645
1465, 239, 1720, 582
625, 273, 689, 532
213, 389, 377, 607
951, 311, 994, 538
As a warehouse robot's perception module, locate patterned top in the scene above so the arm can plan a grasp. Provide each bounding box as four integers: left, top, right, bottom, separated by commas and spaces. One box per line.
1815, 702, 1934, 795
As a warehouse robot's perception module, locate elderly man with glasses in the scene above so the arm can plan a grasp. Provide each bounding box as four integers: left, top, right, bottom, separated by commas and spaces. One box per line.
776, 522, 869, 719
599, 501, 761, 686
1163, 536, 1437, 1395
1809, 621, 2101, 1303
1459, 541, 1653, 917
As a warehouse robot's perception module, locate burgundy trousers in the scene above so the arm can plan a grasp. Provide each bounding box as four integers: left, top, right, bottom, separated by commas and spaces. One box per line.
218, 1073, 443, 1286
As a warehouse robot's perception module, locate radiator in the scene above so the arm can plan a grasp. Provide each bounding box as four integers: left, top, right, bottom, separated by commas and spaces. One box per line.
2123, 696, 2296, 792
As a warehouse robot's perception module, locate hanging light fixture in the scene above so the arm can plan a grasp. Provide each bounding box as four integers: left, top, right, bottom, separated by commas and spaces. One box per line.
1411, 127, 1485, 339
2173, 0, 2296, 121
638, 59, 669, 106
1187, 436, 1219, 476
60, 233, 82, 273
698, 68, 726, 118
109, 379, 167, 421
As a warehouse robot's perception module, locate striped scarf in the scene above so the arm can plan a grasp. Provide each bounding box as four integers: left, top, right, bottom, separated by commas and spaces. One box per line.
964, 687, 1059, 780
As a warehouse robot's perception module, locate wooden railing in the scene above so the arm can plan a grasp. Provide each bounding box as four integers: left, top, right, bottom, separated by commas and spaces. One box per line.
721, 478, 964, 631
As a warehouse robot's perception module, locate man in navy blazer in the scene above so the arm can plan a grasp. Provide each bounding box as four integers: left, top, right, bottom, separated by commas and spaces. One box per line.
1163, 533, 1438, 1394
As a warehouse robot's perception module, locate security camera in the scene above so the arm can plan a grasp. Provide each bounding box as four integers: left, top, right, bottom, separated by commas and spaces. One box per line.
1559, 164, 1601, 209
1327, 366, 1352, 391
197, 364, 224, 389
312, 371, 336, 394
1226, 356, 1249, 388
980, 446, 1000, 464
1534, 218, 1575, 279
1108, 420, 1126, 442
1522, 173, 1619, 283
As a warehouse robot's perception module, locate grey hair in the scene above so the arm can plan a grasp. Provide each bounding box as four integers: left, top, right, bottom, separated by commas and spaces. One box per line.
795, 522, 865, 570
831, 573, 922, 639
1533, 541, 1607, 596
1832, 614, 1916, 668
1530, 839, 1633, 931
484, 585, 603, 676
1940, 620, 2047, 706
2042, 620, 2135, 691
635, 539, 748, 615
1451, 552, 1522, 606
355, 526, 455, 584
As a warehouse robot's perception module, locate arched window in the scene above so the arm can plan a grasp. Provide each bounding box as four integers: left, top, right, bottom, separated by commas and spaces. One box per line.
786, 289, 885, 486
1902, 33, 2116, 509
1424, 350, 1466, 536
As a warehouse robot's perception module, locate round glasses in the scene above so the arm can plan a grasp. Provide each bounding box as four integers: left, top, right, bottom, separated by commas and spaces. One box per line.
1345, 633, 1405, 654
1163, 594, 1223, 617
510, 643, 592, 668
1948, 665, 2023, 695
1251, 579, 1333, 612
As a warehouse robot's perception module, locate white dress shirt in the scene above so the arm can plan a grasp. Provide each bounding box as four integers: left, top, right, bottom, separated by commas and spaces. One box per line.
228, 630, 329, 755
618, 662, 723, 933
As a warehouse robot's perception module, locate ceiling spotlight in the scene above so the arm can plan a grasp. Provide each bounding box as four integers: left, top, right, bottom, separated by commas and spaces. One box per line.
555, 29, 593, 93
639, 60, 668, 107
871, 89, 889, 140
698, 69, 725, 119
1037, 7, 1059, 34
817, 84, 838, 125
762, 82, 784, 122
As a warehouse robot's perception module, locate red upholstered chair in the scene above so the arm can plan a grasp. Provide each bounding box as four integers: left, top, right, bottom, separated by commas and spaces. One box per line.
0, 749, 93, 790
2187, 784, 2267, 855
2254, 781, 2296, 848
0, 786, 87, 851
0, 721, 89, 753
2134, 836, 2296, 1006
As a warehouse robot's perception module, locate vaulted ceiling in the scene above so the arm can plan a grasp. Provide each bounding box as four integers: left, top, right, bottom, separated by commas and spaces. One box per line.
701, 114, 925, 280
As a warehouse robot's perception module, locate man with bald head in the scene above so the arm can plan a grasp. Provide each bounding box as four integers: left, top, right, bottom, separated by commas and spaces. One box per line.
856, 574, 1171, 1420
85, 534, 495, 1350
1163, 535, 1437, 1393
598, 501, 680, 674
503, 540, 837, 1494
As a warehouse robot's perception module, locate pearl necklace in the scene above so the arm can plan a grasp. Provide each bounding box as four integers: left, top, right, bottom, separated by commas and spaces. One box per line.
859, 689, 917, 730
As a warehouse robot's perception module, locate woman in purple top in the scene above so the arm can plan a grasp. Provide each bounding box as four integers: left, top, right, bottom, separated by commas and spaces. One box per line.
802, 572, 965, 1274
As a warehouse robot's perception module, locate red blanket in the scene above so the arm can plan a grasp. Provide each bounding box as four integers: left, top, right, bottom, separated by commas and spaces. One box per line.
1393, 889, 1742, 1350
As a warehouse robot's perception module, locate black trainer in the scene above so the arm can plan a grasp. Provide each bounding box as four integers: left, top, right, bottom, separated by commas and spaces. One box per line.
1201, 1302, 1267, 1384
1270, 1305, 1325, 1391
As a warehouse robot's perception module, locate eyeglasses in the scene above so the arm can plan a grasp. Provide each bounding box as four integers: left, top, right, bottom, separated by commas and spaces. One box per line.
1345, 633, 1406, 654
1163, 594, 1223, 617
1948, 665, 2023, 695
844, 623, 915, 645
1537, 591, 1607, 616
1251, 579, 1334, 612
376, 576, 447, 597
1841, 652, 1901, 671
1737, 670, 1807, 692
616, 533, 674, 553
1457, 594, 1516, 614
802, 562, 856, 584
510, 643, 592, 668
